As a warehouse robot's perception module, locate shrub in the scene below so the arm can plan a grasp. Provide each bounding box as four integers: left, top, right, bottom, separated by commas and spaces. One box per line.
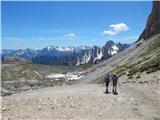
136, 75, 141, 79
128, 74, 133, 79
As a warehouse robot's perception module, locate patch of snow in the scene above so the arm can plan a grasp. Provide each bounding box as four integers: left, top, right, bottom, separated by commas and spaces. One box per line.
93, 57, 97, 63
76, 57, 81, 66
111, 45, 119, 55
47, 46, 52, 51
81, 51, 91, 64
55, 79, 60, 81
46, 72, 85, 81
16, 51, 24, 55
47, 46, 74, 52
66, 73, 84, 80
78, 71, 85, 74
56, 47, 74, 52
47, 73, 65, 79
108, 50, 111, 55
97, 49, 103, 60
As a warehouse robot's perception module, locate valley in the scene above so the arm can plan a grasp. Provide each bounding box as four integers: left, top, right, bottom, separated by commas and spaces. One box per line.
1, 1, 160, 120
1, 34, 160, 120
1, 63, 88, 96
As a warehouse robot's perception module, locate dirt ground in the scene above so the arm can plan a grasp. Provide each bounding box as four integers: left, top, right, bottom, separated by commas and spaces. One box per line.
1, 81, 160, 120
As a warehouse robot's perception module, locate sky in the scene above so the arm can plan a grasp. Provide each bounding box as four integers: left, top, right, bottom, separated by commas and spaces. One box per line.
2, 1, 152, 49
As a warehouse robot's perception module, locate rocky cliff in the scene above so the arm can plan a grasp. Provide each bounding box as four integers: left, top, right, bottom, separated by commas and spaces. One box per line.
2, 41, 129, 66
138, 1, 160, 41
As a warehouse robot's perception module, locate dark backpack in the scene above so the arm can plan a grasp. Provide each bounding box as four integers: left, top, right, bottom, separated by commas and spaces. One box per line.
104, 74, 109, 81
113, 75, 118, 81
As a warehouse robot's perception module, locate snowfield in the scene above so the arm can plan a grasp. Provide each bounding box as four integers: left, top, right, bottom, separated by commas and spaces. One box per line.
46, 72, 84, 81
47, 73, 66, 79
111, 45, 119, 55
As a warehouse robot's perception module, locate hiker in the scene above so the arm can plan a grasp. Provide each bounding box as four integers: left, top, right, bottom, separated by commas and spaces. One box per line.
112, 73, 118, 95
104, 73, 110, 94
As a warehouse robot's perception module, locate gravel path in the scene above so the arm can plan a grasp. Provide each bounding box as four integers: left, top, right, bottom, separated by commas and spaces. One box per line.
1, 83, 160, 120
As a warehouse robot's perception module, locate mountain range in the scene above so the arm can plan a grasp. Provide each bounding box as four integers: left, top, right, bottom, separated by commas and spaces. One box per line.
1, 40, 129, 66
3, 0, 160, 66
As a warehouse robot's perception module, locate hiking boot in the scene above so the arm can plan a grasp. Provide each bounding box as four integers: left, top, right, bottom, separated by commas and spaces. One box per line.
105, 90, 109, 94
112, 90, 114, 94
106, 91, 110, 94
113, 92, 118, 95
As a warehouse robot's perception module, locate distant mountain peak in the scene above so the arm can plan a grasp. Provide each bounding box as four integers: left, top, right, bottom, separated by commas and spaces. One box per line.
105, 40, 114, 46
2, 41, 130, 66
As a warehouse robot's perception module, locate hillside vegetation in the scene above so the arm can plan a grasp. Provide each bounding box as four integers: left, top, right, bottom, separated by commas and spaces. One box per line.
93, 36, 160, 84
78, 63, 94, 69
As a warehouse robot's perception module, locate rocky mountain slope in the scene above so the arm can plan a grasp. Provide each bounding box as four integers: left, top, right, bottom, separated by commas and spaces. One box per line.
79, 0, 160, 83
78, 32, 160, 83
1, 56, 31, 64
1, 41, 129, 66
138, 1, 160, 41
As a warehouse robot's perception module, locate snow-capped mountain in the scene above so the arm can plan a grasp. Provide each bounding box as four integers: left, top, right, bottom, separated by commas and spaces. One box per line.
1, 40, 129, 66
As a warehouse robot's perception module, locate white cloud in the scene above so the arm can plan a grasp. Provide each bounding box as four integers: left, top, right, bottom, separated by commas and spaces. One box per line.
110, 23, 129, 32
64, 33, 76, 38
102, 23, 129, 36
102, 30, 117, 36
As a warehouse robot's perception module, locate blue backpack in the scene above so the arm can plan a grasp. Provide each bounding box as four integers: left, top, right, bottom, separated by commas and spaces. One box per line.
104, 74, 109, 82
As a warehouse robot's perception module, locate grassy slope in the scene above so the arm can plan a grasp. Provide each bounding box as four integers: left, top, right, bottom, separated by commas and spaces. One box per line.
93, 36, 160, 84
78, 63, 94, 70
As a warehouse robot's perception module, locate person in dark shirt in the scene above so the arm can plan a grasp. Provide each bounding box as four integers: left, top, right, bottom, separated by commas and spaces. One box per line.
112, 73, 118, 95
104, 73, 110, 94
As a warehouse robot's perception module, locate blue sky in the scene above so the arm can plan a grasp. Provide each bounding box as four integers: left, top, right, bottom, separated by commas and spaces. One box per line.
2, 1, 152, 49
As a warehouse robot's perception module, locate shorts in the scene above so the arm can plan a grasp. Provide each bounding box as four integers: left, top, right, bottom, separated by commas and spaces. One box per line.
113, 79, 117, 86
105, 80, 109, 87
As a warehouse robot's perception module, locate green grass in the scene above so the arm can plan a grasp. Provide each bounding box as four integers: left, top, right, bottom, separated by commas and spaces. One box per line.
126, 55, 160, 76
147, 36, 160, 53
139, 55, 160, 73
139, 36, 160, 57
110, 64, 137, 77
92, 64, 128, 84
93, 54, 160, 83
78, 63, 94, 69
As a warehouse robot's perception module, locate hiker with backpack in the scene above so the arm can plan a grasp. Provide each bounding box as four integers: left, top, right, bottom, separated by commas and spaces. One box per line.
112, 73, 118, 95
104, 73, 110, 94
